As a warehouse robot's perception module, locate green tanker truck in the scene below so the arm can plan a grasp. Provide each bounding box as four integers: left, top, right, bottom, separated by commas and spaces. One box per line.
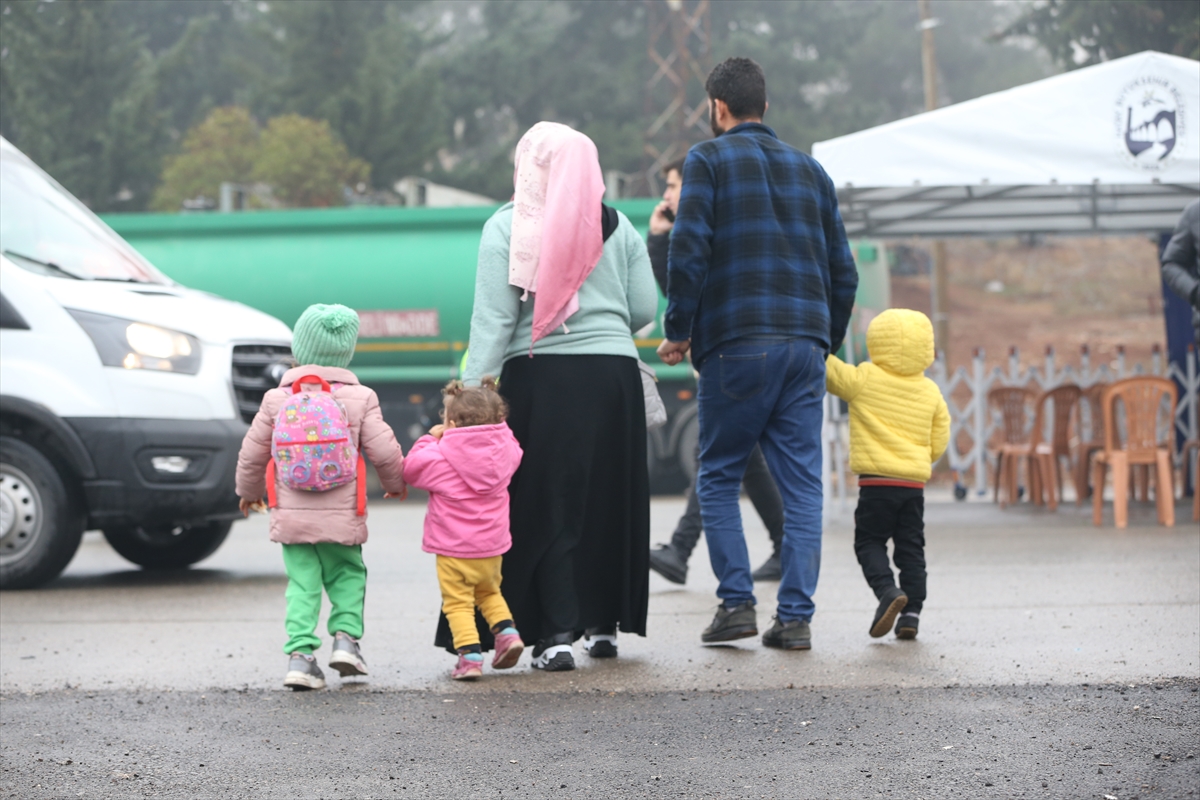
103, 201, 888, 492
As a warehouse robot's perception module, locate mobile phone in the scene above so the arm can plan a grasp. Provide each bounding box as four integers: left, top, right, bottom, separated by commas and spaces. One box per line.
663, 208, 675, 222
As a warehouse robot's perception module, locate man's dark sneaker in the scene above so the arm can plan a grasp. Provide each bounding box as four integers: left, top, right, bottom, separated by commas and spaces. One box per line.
761, 616, 812, 650
583, 626, 617, 658
284, 652, 326, 691
701, 601, 758, 643
750, 553, 782, 582
531, 632, 575, 671
870, 587, 909, 638
649, 543, 687, 585
329, 631, 368, 677
895, 613, 920, 640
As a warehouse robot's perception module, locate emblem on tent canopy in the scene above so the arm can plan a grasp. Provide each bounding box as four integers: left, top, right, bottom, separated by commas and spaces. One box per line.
1114, 75, 1185, 170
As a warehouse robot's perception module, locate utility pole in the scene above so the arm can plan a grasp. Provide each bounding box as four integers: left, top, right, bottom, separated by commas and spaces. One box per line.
918, 0, 950, 364
643, 0, 710, 197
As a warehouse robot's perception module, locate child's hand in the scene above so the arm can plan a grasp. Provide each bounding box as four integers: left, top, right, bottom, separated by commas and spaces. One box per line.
383, 487, 408, 500
239, 497, 266, 517
429, 424, 446, 440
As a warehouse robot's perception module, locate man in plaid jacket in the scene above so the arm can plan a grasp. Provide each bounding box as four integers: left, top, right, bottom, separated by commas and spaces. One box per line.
658, 56, 858, 651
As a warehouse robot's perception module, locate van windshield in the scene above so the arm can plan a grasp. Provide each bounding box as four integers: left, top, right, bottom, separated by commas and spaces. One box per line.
0, 145, 169, 284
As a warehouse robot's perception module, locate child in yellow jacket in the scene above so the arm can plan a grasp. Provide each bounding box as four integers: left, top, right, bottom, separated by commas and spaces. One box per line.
825, 309, 950, 641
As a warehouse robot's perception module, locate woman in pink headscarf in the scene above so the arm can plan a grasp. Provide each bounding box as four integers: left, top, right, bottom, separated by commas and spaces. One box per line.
453, 122, 658, 671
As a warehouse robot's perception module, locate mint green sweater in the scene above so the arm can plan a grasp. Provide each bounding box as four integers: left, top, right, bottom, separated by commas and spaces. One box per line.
462, 203, 658, 383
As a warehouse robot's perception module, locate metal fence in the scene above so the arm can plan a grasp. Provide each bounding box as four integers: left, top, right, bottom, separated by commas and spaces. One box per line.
822, 345, 1200, 506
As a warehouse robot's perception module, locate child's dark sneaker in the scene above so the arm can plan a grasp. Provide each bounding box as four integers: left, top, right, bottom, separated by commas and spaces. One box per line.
895, 613, 919, 640
761, 616, 812, 650
870, 587, 908, 638
583, 626, 617, 658
531, 633, 575, 671
491, 628, 524, 670
649, 543, 687, 584
701, 601, 758, 643
452, 651, 484, 680
329, 632, 368, 677
284, 652, 326, 691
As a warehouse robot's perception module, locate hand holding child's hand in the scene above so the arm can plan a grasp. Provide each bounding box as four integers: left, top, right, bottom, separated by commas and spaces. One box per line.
383, 487, 408, 501
429, 424, 446, 440
239, 497, 266, 517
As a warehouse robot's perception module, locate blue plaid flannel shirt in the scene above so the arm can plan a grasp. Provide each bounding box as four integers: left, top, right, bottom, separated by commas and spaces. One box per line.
663, 122, 858, 368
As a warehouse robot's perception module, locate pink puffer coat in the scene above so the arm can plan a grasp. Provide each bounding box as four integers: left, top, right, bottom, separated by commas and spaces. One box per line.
236, 366, 405, 545
402, 423, 522, 558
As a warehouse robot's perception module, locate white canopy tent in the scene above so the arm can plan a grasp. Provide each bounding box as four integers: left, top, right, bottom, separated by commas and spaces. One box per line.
812, 51, 1200, 237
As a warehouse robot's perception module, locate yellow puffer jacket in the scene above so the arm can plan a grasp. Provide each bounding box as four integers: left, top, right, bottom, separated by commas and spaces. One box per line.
825, 309, 950, 483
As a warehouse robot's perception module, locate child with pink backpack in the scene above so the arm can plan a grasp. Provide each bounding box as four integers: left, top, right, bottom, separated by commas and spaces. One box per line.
236, 304, 406, 690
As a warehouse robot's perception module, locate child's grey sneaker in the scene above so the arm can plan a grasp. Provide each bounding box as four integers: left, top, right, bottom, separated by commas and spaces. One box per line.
870, 587, 909, 638
284, 652, 326, 691
895, 613, 920, 640
761, 616, 812, 650
701, 601, 758, 643
329, 632, 368, 677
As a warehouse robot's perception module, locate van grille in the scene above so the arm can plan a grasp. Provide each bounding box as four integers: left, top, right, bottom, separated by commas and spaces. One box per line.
231, 344, 293, 423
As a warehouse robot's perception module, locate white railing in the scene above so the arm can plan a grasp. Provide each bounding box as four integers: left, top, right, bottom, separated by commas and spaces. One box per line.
823, 345, 1199, 504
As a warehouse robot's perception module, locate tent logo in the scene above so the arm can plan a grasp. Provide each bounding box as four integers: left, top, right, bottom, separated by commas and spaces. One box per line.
1114, 76, 1185, 170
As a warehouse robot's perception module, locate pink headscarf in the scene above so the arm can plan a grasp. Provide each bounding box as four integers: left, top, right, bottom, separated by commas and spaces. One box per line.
508, 122, 607, 344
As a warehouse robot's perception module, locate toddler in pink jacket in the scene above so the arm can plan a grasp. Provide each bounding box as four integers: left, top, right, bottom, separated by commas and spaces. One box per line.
236, 304, 406, 691
402, 379, 524, 680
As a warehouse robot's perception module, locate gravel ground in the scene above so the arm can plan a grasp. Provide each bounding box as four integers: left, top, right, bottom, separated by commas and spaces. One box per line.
2, 679, 1197, 799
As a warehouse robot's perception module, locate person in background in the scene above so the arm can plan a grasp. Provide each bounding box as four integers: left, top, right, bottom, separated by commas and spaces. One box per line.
658, 57, 858, 651
461, 122, 657, 671
825, 309, 950, 641
646, 157, 785, 585
403, 379, 525, 681
1161, 199, 1200, 348
235, 304, 406, 690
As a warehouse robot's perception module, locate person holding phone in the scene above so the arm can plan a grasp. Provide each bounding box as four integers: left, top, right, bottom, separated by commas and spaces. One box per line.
647, 159, 787, 586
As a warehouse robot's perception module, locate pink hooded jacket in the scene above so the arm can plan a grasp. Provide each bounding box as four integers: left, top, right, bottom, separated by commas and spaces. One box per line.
401, 423, 523, 559
235, 366, 406, 546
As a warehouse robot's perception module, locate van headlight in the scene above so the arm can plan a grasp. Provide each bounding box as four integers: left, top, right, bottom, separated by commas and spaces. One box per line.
67, 309, 202, 375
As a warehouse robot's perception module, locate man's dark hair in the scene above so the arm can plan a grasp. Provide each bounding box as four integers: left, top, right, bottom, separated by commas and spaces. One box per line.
662, 157, 686, 178
705, 57, 766, 120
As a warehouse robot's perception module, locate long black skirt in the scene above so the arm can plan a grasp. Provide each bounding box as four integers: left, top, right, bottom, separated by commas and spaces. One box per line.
433, 353, 650, 651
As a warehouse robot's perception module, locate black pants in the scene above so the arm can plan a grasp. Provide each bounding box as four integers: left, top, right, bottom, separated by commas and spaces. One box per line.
670, 444, 784, 558
853, 485, 926, 614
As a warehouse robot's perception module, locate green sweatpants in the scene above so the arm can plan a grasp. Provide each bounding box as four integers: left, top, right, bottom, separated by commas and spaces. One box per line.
280, 543, 367, 655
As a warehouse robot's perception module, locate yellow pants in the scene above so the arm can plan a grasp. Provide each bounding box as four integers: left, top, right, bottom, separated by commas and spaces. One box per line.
436, 555, 514, 650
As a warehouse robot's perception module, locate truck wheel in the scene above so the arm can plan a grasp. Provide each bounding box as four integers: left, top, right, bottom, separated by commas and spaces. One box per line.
0, 436, 85, 589
676, 414, 700, 486
103, 520, 232, 570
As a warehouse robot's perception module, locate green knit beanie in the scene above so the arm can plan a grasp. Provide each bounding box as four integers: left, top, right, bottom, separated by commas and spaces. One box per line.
291, 304, 359, 368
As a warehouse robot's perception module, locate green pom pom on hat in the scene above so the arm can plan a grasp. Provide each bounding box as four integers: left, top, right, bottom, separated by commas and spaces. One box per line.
291, 304, 359, 368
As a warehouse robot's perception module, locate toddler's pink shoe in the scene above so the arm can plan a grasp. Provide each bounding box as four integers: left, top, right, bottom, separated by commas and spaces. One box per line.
452, 652, 484, 681
492, 628, 524, 670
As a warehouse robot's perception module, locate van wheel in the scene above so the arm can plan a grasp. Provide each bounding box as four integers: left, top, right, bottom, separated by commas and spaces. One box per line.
103, 520, 232, 570
0, 436, 85, 589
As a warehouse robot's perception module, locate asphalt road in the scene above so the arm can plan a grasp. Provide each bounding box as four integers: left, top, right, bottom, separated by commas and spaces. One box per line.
2, 682, 1197, 799
2, 496, 1198, 798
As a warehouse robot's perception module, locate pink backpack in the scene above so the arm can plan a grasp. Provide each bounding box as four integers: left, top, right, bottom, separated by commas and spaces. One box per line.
266, 375, 366, 515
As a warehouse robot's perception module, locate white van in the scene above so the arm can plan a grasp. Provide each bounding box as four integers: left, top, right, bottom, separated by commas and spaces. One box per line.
0, 137, 293, 588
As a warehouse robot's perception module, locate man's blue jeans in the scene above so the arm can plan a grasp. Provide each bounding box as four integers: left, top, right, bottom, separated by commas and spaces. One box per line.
696, 337, 826, 622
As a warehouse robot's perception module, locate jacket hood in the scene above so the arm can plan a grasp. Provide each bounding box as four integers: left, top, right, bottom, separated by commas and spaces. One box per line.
279, 365, 360, 388
866, 309, 935, 377
437, 423, 523, 493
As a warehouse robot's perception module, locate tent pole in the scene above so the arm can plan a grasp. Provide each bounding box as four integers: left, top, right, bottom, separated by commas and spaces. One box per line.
918, 0, 951, 364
